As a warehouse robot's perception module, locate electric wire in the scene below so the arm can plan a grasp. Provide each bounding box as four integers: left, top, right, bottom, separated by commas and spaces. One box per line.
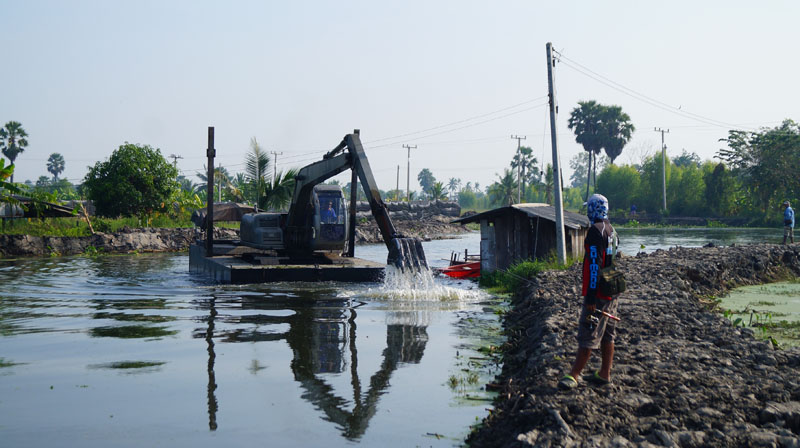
554, 51, 757, 131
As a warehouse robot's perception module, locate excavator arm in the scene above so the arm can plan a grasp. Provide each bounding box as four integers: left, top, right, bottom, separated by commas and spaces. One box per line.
284, 131, 427, 270
343, 133, 427, 270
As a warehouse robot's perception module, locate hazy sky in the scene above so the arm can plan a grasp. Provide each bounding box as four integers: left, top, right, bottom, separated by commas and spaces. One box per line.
3, 0, 798, 194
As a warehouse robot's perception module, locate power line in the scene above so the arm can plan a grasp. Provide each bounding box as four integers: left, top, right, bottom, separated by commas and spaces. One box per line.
554, 52, 758, 131
363, 95, 548, 145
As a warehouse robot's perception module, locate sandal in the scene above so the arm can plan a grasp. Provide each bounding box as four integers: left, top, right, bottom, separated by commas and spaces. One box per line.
558, 375, 578, 390
584, 371, 611, 385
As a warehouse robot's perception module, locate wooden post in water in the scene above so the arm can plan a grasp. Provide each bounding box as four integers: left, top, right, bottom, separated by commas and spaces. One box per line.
205, 127, 215, 257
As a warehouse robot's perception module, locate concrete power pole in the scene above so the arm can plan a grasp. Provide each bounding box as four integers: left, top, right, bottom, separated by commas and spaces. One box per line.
511, 135, 527, 203
403, 144, 416, 202
270, 151, 284, 181
654, 128, 669, 212
546, 42, 567, 265
169, 154, 183, 169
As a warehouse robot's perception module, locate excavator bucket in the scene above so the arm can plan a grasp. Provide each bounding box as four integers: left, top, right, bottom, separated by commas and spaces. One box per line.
387, 237, 428, 271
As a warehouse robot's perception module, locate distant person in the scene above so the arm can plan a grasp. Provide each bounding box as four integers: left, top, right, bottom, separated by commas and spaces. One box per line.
559, 193, 620, 390
322, 201, 337, 224
630, 203, 637, 218
783, 200, 795, 244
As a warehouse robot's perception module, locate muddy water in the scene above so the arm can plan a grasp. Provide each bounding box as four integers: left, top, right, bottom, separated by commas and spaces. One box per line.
0, 235, 501, 447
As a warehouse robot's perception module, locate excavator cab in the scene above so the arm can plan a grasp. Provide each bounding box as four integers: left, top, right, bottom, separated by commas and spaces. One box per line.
311, 185, 347, 251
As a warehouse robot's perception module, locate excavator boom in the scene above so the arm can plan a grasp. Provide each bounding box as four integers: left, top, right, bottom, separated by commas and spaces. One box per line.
284, 131, 427, 270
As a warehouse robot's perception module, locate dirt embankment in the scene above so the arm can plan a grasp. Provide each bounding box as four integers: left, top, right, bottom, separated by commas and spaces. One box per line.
353, 214, 470, 244
0, 216, 469, 258
468, 244, 800, 448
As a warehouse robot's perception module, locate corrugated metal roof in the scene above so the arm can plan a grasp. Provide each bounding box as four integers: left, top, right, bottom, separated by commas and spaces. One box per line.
452, 203, 590, 229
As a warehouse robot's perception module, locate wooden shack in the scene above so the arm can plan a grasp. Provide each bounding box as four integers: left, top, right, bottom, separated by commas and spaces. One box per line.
452, 203, 590, 273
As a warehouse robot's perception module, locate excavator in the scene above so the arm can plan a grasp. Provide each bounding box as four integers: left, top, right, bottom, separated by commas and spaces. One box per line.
239, 131, 427, 271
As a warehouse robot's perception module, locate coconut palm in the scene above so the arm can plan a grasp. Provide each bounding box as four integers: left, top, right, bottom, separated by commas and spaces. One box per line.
510, 146, 538, 201
47, 153, 65, 182
430, 181, 448, 201
488, 169, 516, 206
446, 177, 461, 200
261, 169, 297, 211
178, 175, 198, 194
0, 121, 29, 183
245, 137, 271, 206
196, 166, 233, 202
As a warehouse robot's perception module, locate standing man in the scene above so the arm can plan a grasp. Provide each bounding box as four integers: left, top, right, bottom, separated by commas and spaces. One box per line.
784, 201, 795, 245
559, 193, 619, 389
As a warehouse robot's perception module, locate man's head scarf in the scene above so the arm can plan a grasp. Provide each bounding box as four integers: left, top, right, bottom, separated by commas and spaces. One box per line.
586, 194, 609, 223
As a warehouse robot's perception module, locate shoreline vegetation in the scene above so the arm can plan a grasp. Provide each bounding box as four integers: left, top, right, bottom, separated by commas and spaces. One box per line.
467, 243, 800, 447
0, 215, 470, 258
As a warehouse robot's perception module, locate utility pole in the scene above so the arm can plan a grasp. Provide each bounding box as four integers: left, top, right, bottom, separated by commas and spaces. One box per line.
402, 144, 416, 202
511, 135, 527, 203
205, 127, 215, 257
546, 42, 567, 265
169, 154, 183, 169
270, 151, 284, 181
654, 128, 669, 212
396, 165, 400, 201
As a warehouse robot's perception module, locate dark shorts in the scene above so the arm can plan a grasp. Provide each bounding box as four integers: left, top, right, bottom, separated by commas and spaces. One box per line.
577, 299, 619, 349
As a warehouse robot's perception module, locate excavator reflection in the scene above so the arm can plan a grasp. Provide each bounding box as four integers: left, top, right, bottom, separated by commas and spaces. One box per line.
193, 290, 429, 439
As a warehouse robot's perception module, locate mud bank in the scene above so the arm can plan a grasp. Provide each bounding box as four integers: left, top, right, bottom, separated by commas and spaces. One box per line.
0, 216, 469, 257
0, 227, 238, 258
353, 214, 470, 244
468, 244, 800, 447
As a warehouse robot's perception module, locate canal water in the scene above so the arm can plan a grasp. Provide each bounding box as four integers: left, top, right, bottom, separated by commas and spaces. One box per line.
0, 235, 500, 447
0, 226, 791, 446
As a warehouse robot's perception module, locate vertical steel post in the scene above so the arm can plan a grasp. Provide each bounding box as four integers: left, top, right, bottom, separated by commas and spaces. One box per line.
347, 162, 358, 257
205, 127, 215, 257
546, 43, 567, 265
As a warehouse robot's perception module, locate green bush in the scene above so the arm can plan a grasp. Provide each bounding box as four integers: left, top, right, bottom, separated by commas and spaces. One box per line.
480, 256, 574, 294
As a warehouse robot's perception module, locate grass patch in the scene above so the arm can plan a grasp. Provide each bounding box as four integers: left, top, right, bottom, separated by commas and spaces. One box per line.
479, 256, 575, 294
0, 214, 199, 237
89, 361, 166, 370
90, 325, 178, 339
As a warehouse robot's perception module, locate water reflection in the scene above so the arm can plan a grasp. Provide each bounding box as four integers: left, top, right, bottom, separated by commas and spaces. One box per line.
194, 288, 430, 439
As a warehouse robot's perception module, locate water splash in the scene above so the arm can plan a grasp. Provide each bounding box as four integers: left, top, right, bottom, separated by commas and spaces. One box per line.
361, 266, 486, 303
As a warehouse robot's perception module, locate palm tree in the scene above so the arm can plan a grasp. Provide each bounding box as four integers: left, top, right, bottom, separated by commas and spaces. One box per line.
47, 153, 65, 182
601, 105, 635, 163
178, 175, 198, 194
446, 177, 461, 200
487, 170, 516, 206
261, 169, 297, 211
430, 181, 448, 201
245, 137, 271, 206
567, 101, 605, 203
0, 121, 29, 183
196, 166, 233, 202
511, 146, 537, 201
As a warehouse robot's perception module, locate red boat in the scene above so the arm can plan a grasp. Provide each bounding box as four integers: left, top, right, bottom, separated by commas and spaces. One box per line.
439, 261, 481, 278
439, 261, 481, 279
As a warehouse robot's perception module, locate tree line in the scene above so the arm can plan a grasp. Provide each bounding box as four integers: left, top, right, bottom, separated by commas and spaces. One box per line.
2, 113, 798, 226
